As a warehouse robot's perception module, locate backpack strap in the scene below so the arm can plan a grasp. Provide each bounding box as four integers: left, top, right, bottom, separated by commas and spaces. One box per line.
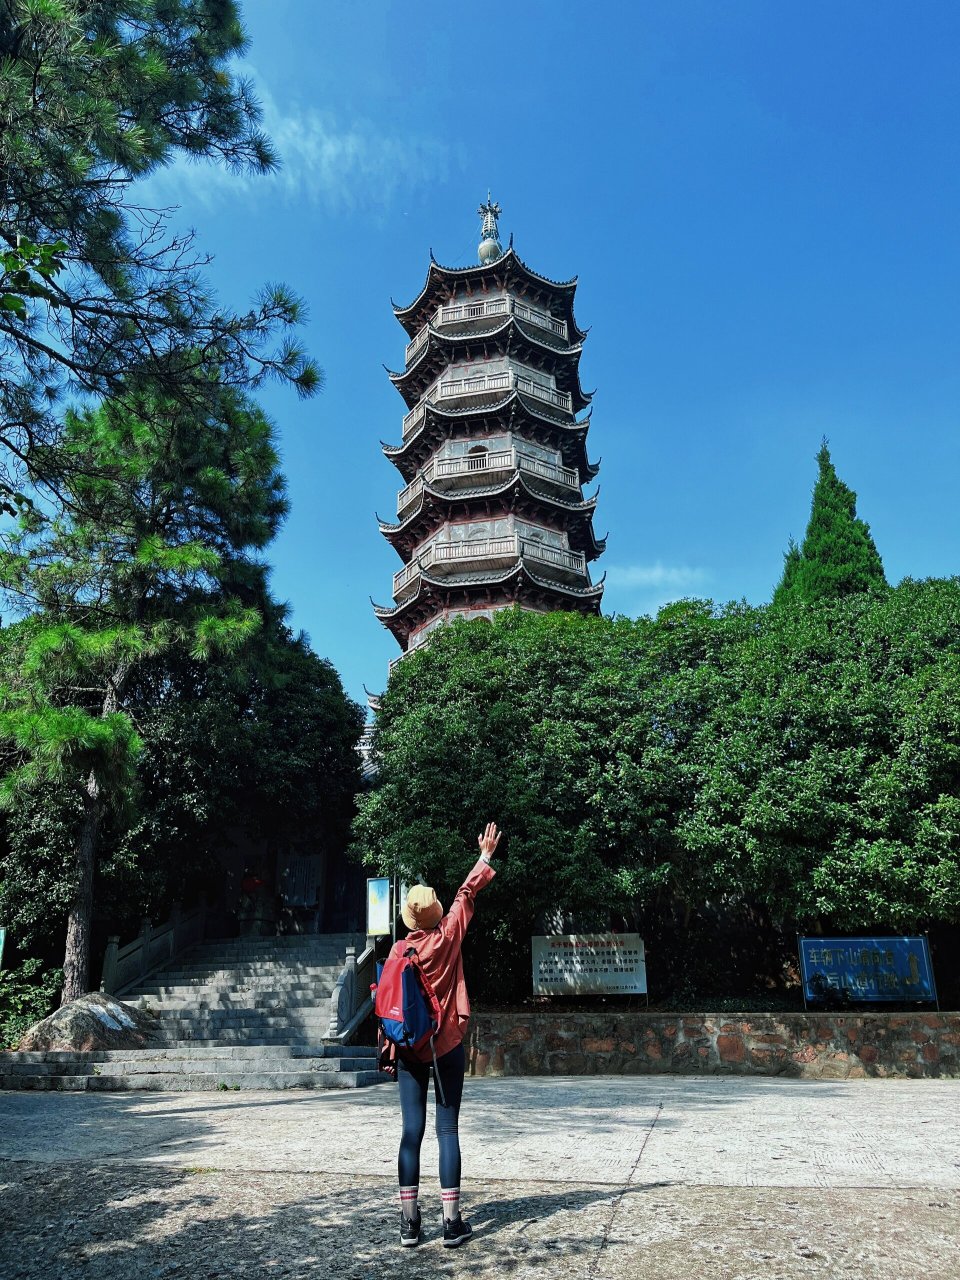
403, 947, 447, 1106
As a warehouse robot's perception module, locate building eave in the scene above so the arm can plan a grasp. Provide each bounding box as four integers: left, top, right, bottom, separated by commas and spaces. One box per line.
393, 247, 580, 336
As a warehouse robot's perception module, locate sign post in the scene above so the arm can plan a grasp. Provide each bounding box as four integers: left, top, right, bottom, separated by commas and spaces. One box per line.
531, 933, 646, 996
366, 878, 392, 938
798, 936, 938, 1007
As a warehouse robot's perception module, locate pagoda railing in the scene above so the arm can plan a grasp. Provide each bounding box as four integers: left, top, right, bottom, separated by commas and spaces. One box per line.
404, 298, 567, 364
397, 449, 579, 516
393, 535, 586, 599
401, 372, 573, 439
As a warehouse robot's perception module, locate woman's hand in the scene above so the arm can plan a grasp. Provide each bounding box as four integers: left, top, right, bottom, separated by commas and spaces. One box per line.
478, 821, 502, 860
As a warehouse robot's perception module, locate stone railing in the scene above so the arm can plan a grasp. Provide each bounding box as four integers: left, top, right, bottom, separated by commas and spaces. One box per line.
404, 298, 567, 364
397, 449, 578, 516
401, 371, 573, 439
101, 898, 207, 997
327, 943, 377, 1042
393, 534, 586, 599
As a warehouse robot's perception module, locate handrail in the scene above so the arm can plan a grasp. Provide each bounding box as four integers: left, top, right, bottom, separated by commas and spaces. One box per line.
397, 448, 576, 515
327, 943, 377, 1041
403, 298, 567, 364
102, 898, 208, 997
401, 371, 573, 438
393, 534, 586, 598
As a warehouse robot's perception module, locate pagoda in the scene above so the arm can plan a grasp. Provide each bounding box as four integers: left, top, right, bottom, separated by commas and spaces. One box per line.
373, 198, 605, 658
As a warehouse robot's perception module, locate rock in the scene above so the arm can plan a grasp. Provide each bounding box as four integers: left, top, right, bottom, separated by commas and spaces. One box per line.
18, 992, 160, 1052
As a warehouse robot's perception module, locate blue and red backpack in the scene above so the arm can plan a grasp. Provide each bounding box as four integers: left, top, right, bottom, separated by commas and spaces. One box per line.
372, 946, 446, 1101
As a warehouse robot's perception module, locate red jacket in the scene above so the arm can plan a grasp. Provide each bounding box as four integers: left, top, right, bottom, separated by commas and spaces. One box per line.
387, 856, 496, 1061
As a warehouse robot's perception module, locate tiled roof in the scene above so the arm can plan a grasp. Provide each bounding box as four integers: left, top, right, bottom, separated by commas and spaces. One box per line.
372, 561, 603, 620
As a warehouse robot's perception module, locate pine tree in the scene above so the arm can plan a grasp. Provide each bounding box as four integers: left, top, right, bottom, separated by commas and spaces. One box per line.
774, 441, 887, 606
0, 377, 287, 1002
0, 0, 320, 511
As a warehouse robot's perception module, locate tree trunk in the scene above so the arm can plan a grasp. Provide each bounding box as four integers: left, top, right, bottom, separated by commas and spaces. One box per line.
60, 662, 129, 1006
61, 768, 100, 1004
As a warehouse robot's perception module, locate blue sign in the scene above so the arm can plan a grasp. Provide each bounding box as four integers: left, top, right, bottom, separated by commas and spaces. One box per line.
799, 936, 937, 1004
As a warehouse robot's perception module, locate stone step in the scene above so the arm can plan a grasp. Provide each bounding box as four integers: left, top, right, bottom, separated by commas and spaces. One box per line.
1, 1044, 375, 1063
0, 1055, 376, 1077
0, 1069, 388, 1091
156, 1011, 332, 1025
192, 933, 364, 948
156, 1031, 338, 1045
131, 991, 334, 1007
132, 981, 336, 995
135, 962, 345, 972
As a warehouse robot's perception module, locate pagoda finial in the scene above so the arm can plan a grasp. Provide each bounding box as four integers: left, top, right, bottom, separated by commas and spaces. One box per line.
478, 191, 503, 264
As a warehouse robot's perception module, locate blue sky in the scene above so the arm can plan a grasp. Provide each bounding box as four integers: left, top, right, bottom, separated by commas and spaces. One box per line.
140, 1, 960, 707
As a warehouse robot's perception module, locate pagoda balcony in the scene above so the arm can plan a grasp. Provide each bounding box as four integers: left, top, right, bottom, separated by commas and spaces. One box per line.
403, 298, 567, 363
401, 372, 572, 438
397, 449, 579, 517
392, 535, 586, 600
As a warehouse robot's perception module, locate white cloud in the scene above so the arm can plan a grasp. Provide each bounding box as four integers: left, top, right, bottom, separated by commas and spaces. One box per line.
602, 562, 711, 619
137, 71, 449, 216
604, 563, 709, 589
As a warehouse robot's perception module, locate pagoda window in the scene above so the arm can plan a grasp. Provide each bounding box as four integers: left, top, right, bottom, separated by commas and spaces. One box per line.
517, 520, 566, 551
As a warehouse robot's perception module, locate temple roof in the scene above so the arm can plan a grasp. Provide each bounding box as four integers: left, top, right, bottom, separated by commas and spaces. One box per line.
382, 393, 600, 484
393, 247, 585, 342
372, 561, 605, 643
379, 474, 604, 561
387, 317, 588, 409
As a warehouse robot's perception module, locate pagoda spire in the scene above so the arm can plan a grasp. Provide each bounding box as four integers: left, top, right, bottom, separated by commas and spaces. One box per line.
478, 192, 503, 264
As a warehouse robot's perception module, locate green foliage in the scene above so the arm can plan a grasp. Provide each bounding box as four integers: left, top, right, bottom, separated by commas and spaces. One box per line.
0, 958, 63, 1047
0, 620, 365, 958
354, 588, 960, 996
96, 623, 365, 926
774, 441, 887, 605
0, 378, 298, 998
0, 0, 320, 511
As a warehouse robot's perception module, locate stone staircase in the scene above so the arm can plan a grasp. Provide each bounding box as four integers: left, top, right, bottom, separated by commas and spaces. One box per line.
1, 934, 388, 1092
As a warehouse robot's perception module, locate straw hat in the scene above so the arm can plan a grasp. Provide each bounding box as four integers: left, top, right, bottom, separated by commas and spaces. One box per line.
401, 884, 443, 931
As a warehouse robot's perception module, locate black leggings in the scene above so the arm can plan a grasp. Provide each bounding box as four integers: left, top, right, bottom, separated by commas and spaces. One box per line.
397, 1043, 465, 1188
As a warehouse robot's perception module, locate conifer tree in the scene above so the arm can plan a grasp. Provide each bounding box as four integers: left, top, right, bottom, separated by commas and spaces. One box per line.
774, 441, 887, 606
0, 0, 320, 510
0, 377, 286, 1002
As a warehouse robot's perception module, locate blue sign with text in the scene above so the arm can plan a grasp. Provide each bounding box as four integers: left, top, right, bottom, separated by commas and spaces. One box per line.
799, 936, 937, 1004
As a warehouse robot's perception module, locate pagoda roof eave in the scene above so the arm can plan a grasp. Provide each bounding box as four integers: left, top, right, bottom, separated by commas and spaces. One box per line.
381, 394, 593, 462
373, 561, 604, 622
388, 316, 584, 386
378, 473, 600, 538
394, 247, 579, 334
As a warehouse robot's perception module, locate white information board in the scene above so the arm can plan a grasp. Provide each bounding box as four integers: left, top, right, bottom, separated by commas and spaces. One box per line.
532, 933, 646, 995
366, 878, 391, 937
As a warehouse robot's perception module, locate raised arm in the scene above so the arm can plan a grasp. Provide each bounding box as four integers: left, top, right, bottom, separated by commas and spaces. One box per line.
439, 822, 501, 946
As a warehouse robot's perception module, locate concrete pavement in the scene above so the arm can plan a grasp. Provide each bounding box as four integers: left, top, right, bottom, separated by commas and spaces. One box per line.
2, 1076, 958, 1278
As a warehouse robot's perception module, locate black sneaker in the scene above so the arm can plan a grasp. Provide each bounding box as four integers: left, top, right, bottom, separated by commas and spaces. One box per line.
400, 1209, 421, 1247
442, 1214, 473, 1248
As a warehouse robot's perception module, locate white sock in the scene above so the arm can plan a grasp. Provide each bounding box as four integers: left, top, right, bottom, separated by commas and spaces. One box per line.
399, 1186, 419, 1220
441, 1187, 461, 1222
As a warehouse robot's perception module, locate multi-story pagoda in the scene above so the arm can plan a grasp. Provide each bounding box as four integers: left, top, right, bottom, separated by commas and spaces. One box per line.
373, 198, 605, 659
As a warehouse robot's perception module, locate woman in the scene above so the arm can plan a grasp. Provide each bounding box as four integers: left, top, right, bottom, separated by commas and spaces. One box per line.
390, 820, 501, 1249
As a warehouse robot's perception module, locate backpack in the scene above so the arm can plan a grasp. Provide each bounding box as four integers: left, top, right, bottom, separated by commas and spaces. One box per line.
372, 946, 447, 1102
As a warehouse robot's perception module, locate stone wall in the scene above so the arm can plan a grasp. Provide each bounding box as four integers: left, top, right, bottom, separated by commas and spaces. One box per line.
467, 1010, 960, 1079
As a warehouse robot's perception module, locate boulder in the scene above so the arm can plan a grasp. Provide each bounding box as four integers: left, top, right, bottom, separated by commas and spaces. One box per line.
17, 992, 160, 1052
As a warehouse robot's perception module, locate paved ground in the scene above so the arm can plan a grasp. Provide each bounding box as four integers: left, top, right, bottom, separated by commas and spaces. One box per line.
2, 1077, 959, 1278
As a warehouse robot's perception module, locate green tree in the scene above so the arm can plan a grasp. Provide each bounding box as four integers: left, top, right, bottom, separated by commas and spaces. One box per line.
354, 593, 960, 1000
0, 620, 365, 989
0, 0, 319, 508
0, 380, 288, 1001
774, 441, 887, 606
